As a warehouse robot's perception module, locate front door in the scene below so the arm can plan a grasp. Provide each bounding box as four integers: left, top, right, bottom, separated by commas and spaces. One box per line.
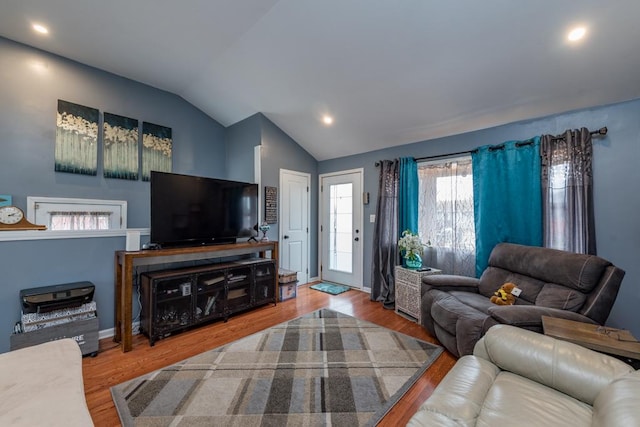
280, 169, 310, 284
320, 169, 363, 288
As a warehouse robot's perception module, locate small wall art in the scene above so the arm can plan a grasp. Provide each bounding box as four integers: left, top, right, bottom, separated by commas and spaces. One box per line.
0, 195, 12, 207
103, 113, 139, 180
141, 122, 172, 181
55, 100, 99, 175
265, 186, 278, 224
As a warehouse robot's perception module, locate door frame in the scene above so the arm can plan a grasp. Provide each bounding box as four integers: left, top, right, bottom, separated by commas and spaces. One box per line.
318, 168, 364, 288
279, 168, 311, 285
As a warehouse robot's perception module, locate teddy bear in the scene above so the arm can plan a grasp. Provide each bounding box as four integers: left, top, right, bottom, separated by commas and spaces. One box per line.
490, 282, 517, 305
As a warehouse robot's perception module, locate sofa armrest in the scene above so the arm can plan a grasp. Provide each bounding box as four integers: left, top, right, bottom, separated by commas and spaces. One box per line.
407, 355, 500, 427
593, 370, 640, 427
421, 274, 480, 294
487, 305, 599, 330
474, 325, 634, 405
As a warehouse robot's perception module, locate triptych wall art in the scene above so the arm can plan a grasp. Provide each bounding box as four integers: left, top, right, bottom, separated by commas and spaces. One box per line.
55, 99, 172, 180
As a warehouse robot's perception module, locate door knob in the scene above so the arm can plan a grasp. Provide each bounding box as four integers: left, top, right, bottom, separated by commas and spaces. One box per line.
354, 237, 359, 241
283, 235, 289, 239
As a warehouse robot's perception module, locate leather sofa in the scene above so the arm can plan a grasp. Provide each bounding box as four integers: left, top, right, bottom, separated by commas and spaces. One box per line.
0, 339, 94, 426
407, 325, 639, 426
421, 243, 625, 357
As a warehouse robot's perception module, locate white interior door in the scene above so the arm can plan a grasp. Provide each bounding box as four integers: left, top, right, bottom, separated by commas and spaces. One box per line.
320, 169, 363, 288
280, 169, 310, 284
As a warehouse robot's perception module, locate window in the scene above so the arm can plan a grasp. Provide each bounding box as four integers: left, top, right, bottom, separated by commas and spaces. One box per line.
27, 197, 127, 231
418, 157, 475, 276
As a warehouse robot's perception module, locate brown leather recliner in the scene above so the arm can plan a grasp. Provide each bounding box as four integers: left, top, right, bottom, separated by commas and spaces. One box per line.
421, 243, 625, 357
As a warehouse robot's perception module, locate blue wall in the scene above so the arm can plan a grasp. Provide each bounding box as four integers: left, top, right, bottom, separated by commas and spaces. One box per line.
225, 114, 262, 183
259, 114, 319, 277
0, 37, 228, 353
226, 113, 320, 277
319, 99, 640, 337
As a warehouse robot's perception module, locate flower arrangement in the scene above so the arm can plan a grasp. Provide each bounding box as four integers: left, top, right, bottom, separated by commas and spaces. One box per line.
398, 230, 424, 258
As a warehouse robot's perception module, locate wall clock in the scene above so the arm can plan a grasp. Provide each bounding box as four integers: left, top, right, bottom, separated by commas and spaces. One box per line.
0, 206, 46, 231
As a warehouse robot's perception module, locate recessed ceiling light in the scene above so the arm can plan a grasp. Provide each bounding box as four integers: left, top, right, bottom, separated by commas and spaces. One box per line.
32, 23, 49, 34
567, 26, 586, 41
322, 115, 334, 125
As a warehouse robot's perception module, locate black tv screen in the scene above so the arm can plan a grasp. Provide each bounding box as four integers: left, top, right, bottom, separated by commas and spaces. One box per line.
150, 171, 258, 248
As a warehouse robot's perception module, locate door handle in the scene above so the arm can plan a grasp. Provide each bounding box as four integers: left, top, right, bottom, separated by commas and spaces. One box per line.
354, 237, 359, 242
283, 235, 289, 239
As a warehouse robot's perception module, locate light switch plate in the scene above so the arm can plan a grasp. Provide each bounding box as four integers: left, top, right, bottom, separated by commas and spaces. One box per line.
369, 214, 376, 223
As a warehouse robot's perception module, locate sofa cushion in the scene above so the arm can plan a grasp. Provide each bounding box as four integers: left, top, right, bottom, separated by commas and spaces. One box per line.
535, 283, 586, 311
429, 290, 499, 356
0, 339, 94, 427
478, 267, 547, 301
479, 260, 589, 312
477, 371, 593, 426
449, 291, 496, 313
430, 291, 492, 337
487, 243, 611, 293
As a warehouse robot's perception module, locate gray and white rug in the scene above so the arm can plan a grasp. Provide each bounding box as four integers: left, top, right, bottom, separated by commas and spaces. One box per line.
111, 308, 442, 426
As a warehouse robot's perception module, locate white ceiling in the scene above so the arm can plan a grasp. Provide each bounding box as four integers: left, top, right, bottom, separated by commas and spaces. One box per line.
2, 1, 640, 161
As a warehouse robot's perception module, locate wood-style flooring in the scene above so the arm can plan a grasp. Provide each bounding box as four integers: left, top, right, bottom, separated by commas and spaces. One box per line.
83, 283, 456, 426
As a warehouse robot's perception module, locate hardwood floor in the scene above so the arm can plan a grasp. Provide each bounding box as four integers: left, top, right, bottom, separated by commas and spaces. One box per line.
83, 283, 456, 426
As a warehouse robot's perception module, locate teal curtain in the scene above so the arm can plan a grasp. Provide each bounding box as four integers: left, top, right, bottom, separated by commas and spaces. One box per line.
472, 137, 542, 276
398, 157, 418, 236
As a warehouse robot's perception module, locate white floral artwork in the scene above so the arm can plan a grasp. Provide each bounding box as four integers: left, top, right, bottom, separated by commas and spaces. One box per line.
142, 122, 172, 181
55, 100, 99, 175
103, 113, 139, 180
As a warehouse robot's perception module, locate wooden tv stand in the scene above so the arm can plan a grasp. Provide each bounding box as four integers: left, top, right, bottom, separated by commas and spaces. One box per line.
114, 241, 278, 352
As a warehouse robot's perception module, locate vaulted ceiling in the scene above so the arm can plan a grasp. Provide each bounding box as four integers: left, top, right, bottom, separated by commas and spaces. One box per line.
2, 1, 640, 160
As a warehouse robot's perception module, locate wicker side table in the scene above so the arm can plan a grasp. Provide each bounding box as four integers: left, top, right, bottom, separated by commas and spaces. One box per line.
394, 266, 441, 323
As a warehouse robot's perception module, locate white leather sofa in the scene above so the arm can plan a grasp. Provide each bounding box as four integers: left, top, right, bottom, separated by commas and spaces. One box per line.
408, 324, 639, 427
0, 338, 94, 426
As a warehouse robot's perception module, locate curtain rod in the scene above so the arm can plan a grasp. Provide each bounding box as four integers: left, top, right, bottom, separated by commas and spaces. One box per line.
550, 126, 607, 142
374, 126, 608, 166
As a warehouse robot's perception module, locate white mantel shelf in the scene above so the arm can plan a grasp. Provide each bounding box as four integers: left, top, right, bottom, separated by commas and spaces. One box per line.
0, 228, 149, 242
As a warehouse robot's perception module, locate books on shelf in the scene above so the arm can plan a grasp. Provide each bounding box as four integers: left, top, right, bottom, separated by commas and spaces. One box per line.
202, 276, 224, 286
227, 274, 247, 283
204, 295, 216, 316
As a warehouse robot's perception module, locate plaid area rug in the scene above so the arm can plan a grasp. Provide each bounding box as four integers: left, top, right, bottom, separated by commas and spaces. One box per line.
111, 309, 442, 426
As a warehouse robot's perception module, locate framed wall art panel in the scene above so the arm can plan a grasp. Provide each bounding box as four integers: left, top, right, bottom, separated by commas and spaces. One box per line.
141, 122, 172, 181
103, 112, 139, 180
55, 100, 99, 176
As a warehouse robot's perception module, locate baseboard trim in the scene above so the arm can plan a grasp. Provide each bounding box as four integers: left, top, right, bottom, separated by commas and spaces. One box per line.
98, 321, 140, 340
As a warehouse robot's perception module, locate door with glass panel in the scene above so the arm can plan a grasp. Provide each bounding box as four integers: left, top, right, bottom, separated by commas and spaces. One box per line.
320, 170, 363, 288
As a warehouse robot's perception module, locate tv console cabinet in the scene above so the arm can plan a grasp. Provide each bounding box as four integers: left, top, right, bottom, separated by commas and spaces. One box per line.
114, 241, 278, 352
140, 258, 276, 346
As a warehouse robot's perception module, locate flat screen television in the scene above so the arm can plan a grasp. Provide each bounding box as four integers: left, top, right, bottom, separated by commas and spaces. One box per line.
150, 171, 258, 248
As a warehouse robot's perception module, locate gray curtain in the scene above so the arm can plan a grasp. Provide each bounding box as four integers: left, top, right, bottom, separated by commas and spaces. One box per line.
371, 160, 399, 308
541, 128, 596, 254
